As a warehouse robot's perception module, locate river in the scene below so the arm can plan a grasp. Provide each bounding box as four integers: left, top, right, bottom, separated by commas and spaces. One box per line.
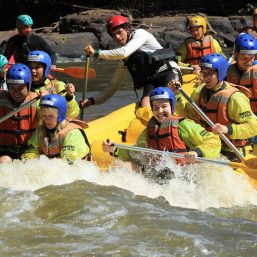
0, 58, 257, 257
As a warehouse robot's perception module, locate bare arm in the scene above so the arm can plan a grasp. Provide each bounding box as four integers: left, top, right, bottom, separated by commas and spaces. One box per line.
94, 61, 129, 104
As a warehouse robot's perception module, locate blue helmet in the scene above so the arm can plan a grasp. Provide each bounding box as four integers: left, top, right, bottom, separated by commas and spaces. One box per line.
6, 63, 32, 90
235, 33, 257, 55
27, 50, 51, 77
200, 54, 228, 81
40, 94, 67, 123
150, 87, 176, 113
16, 14, 33, 28
0, 55, 8, 73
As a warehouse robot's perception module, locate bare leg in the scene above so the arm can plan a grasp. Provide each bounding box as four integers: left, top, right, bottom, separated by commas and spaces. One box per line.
140, 96, 151, 107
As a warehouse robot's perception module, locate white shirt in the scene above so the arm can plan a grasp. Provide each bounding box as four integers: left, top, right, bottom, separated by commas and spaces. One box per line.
94, 29, 163, 104
99, 29, 162, 60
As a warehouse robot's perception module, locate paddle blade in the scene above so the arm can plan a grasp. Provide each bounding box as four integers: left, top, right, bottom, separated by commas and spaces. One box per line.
229, 158, 257, 184
53, 67, 96, 79
243, 154, 257, 169
7, 55, 15, 69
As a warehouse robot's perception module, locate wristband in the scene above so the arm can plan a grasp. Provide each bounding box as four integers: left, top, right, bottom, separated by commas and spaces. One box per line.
193, 148, 203, 157
88, 97, 95, 105
94, 50, 99, 57
110, 148, 118, 157
226, 125, 233, 135
175, 92, 182, 100
65, 94, 74, 102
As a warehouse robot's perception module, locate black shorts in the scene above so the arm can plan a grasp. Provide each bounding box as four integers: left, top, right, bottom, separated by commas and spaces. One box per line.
142, 67, 182, 98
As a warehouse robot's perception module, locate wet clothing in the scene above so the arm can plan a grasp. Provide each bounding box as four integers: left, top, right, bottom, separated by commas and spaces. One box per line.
4, 32, 56, 65
146, 116, 188, 153
22, 120, 90, 163
31, 78, 79, 119
91, 29, 182, 104
116, 116, 221, 162
198, 84, 250, 148
176, 34, 224, 66
174, 81, 257, 159
0, 91, 38, 159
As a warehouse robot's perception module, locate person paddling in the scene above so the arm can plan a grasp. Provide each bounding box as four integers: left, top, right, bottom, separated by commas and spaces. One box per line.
0, 63, 39, 163
103, 87, 220, 173
169, 53, 257, 162
22, 94, 91, 163
81, 15, 182, 108
4, 14, 56, 69
27, 50, 80, 119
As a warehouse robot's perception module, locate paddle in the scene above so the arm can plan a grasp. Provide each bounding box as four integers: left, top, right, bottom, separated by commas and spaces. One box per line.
179, 66, 194, 71
112, 143, 257, 172
80, 57, 90, 120
52, 67, 96, 79
175, 85, 245, 160
0, 96, 40, 124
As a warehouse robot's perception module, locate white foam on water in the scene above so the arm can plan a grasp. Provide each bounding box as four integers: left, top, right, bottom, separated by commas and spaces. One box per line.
96, 159, 257, 211
0, 156, 98, 191
0, 156, 257, 211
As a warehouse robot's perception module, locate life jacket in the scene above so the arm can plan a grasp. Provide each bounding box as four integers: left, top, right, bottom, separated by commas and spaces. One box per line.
146, 116, 188, 164
124, 48, 177, 89
11, 33, 38, 63
0, 91, 38, 156
227, 64, 257, 114
37, 119, 91, 161
198, 83, 249, 148
185, 35, 216, 65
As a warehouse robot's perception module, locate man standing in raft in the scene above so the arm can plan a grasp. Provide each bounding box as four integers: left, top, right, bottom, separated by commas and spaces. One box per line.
81, 15, 182, 108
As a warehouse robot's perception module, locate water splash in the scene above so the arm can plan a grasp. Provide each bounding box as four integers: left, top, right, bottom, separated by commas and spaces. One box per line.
0, 156, 256, 211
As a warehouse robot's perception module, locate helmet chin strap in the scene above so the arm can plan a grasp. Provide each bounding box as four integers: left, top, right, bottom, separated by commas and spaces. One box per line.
215, 80, 224, 89
126, 29, 131, 44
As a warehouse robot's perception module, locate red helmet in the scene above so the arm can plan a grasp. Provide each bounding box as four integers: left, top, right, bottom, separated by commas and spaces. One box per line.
106, 15, 129, 33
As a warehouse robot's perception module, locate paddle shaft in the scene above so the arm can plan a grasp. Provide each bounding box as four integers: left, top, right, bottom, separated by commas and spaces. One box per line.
179, 66, 194, 71
113, 143, 231, 167
0, 96, 39, 124
228, 48, 235, 65
176, 86, 244, 160
80, 57, 90, 120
